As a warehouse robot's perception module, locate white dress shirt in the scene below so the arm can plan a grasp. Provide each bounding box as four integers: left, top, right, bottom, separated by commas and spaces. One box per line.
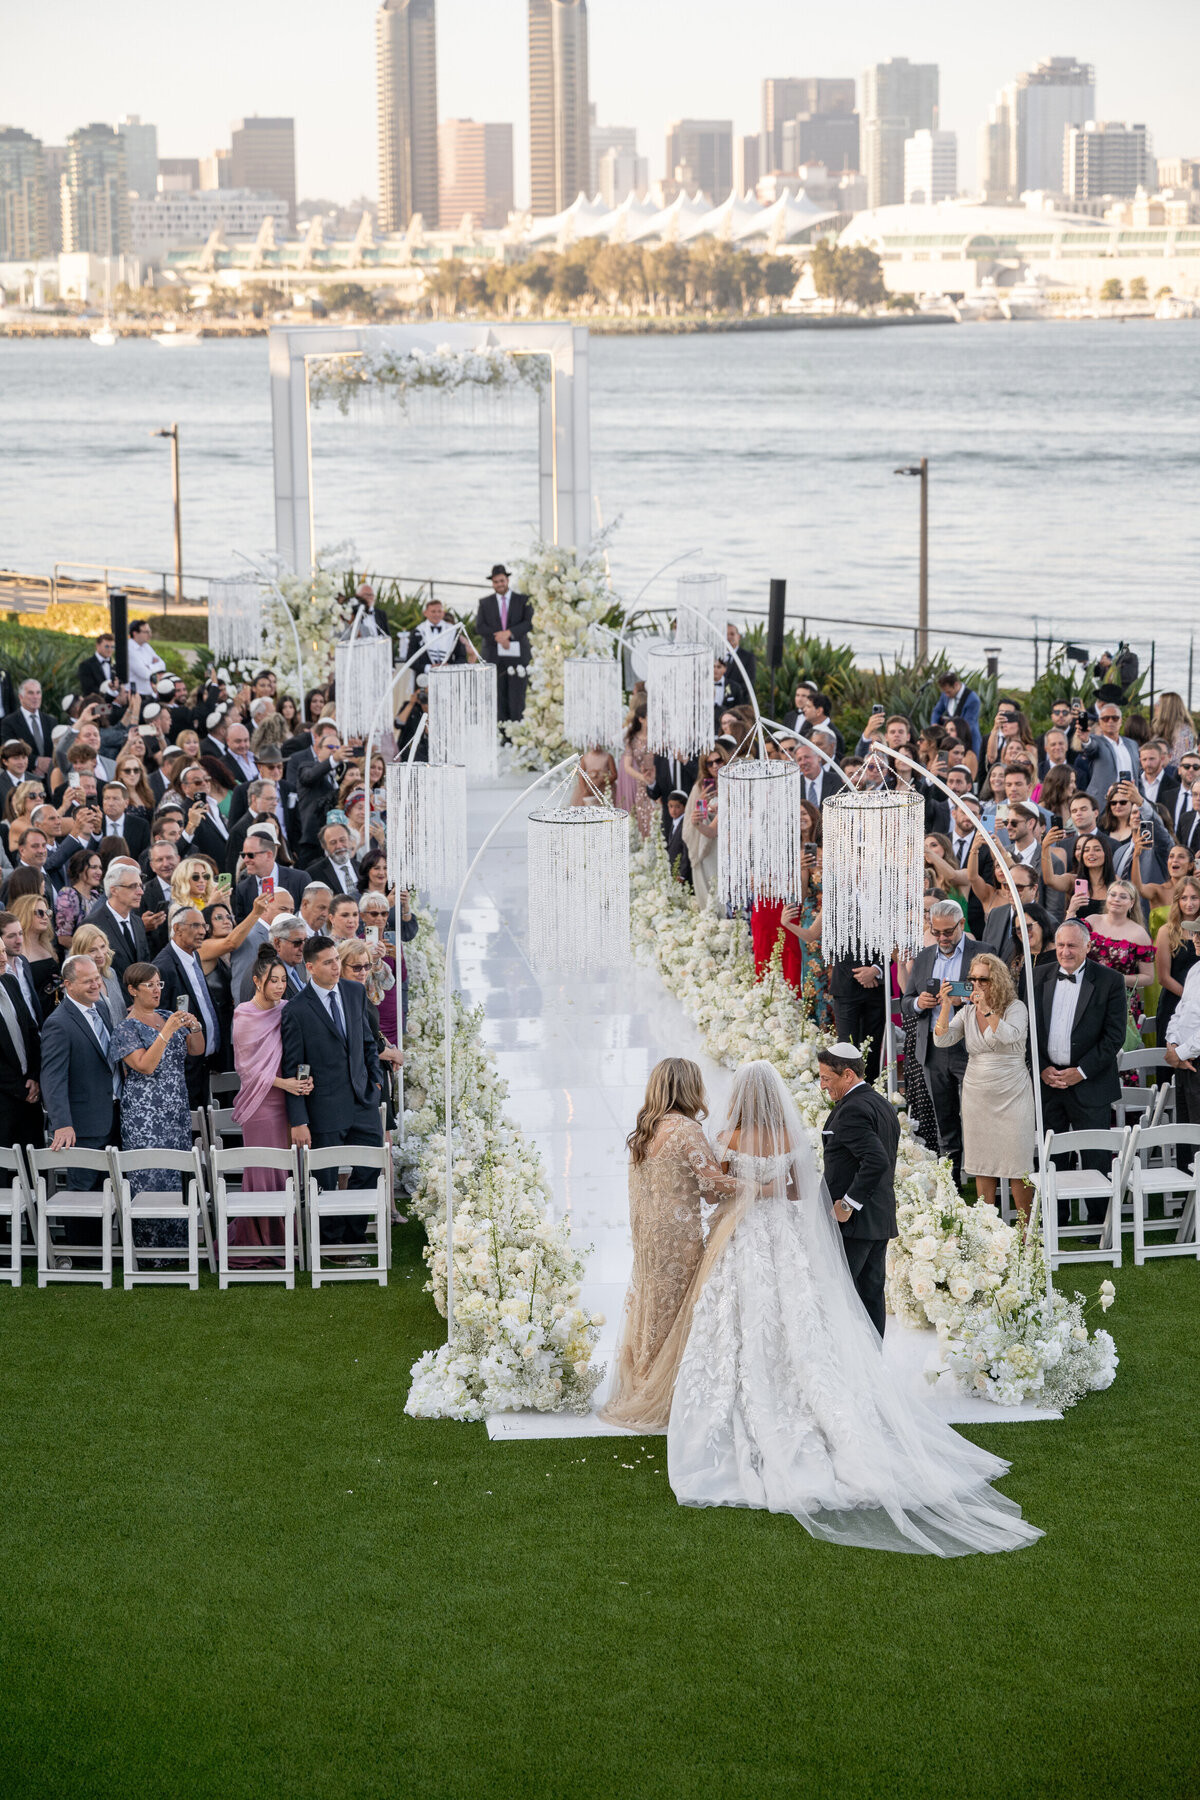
326, 857, 357, 895
1112, 737, 1134, 781
21, 708, 46, 755
127, 637, 167, 696
414, 620, 458, 665
103, 811, 126, 840
1143, 772, 1163, 804
1047, 969, 1084, 1068
173, 945, 219, 1055
1166, 962, 1200, 1062
950, 829, 975, 867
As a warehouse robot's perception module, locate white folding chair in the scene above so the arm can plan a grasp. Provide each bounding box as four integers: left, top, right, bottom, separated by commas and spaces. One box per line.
29, 1147, 119, 1288
207, 1106, 243, 1153
108, 1145, 209, 1289
1113, 1049, 1172, 1129
1040, 1127, 1131, 1268
209, 1071, 242, 1101
1127, 1124, 1200, 1264
304, 1145, 389, 1288
0, 1146, 35, 1287
211, 1146, 299, 1289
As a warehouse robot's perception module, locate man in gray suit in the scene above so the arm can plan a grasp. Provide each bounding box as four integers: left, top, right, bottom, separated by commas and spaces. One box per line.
1076, 702, 1143, 807
40, 955, 118, 1257
900, 900, 984, 1189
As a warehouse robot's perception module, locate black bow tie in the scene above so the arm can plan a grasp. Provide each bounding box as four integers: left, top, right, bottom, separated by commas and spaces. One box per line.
1057, 971, 1079, 984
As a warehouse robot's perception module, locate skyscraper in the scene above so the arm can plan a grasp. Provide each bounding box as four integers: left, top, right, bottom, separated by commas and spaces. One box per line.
979, 58, 1095, 201
438, 120, 514, 229
780, 112, 860, 175
0, 127, 48, 260
230, 117, 296, 226
903, 129, 957, 205
61, 122, 130, 255
589, 109, 638, 196
664, 121, 733, 201
761, 78, 854, 173
1064, 121, 1153, 201
117, 116, 159, 198
529, 0, 590, 217
861, 59, 938, 209
377, 0, 439, 232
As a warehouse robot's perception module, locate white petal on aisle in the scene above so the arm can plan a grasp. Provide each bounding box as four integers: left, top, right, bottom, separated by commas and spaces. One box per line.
448, 781, 1059, 1440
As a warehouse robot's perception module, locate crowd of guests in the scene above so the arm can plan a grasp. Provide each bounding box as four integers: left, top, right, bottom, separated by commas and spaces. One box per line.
0, 617, 420, 1268
619, 653, 1200, 1219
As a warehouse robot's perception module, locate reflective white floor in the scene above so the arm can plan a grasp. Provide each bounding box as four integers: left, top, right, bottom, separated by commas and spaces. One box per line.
447, 778, 1058, 1438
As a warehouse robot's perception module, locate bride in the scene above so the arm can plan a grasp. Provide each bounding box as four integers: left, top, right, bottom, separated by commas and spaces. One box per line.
616, 1058, 1042, 1557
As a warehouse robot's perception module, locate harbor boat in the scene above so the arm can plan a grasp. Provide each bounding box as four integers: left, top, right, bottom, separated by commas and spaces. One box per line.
153, 321, 203, 347
89, 323, 117, 346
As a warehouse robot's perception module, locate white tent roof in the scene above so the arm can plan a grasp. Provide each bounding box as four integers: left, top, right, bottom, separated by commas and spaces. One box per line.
525, 191, 611, 246
688, 190, 767, 243
591, 191, 660, 242
738, 188, 843, 246
627, 189, 713, 244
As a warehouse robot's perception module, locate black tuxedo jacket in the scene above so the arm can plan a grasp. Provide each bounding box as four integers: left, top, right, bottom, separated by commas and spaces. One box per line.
138, 876, 173, 957
1032, 959, 1127, 1107
475, 592, 533, 664
78, 654, 116, 697
0, 970, 39, 1088
0, 707, 57, 760
726, 644, 757, 690
228, 776, 299, 843
83, 900, 150, 987
101, 815, 150, 858
665, 816, 692, 885
646, 756, 700, 832
179, 814, 232, 870
796, 768, 843, 808
822, 1081, 901, 1242
295, 755, 341, 847
280, 980, 383, 1133
6, 957, 46, 1031
306, 854, 361, 899
232, 864, 309, 923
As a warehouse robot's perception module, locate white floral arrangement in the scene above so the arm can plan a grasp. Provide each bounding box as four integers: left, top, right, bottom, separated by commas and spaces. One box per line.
630, 837, 1018, 1326
507, 534, 623, 768
308, 343, 551, 416
400, 909, 604, 1422
940, 1204, 1118, 1408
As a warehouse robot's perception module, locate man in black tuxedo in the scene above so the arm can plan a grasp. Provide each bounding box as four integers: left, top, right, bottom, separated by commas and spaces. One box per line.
476, 565, 533, 726
0, 678, 57, 778
96, 782, 150, 859
220, 720, 258, 790
830, 952, 888, 1085
232, 829, 309, 920
281, 936, 383, 1247
1137, 739, 1180, 820
306, 820, 362, 899
153, 906, 226, 1109
78, 632, 118, 698
176, 764, 233, 868
0, 935, 41, 1150
663, 792, 692, 886
797, 691, 846, 763
1033, 920, 1128, 1221
723, 624, 756, 694
0, 738, 32, 800
818, 1045, 901, 1338
347, 581, 391, 639
901, 902, 984, 1186
646, 755, 699, 837
84, 863, 149, 988
409, 598, 476, 683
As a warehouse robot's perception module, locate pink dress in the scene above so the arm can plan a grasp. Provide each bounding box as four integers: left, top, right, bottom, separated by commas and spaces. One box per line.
230, 1000, 289, 1250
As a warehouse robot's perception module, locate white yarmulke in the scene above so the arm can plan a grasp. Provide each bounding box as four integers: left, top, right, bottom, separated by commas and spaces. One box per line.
156, 676, 176, 697
828, 1041, 865, 1059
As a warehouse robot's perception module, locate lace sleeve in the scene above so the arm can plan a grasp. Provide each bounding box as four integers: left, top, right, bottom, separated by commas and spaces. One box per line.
679, 1119, 738, 1199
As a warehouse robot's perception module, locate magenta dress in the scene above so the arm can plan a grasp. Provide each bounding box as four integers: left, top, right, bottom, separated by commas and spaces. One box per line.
376, 950, 398, 1047
230, 1000, 289, 1250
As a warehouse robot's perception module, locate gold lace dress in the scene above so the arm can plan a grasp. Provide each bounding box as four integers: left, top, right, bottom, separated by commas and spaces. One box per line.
601, 1113, 739, 1431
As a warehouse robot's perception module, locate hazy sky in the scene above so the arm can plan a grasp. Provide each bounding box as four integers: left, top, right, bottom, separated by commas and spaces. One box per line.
5, 0, 1197, 208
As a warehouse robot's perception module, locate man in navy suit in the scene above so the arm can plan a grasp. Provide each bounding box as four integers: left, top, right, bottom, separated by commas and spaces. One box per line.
0, 934, 40, 1150
40, 956, 118, 1235
280, 936, 383, 1246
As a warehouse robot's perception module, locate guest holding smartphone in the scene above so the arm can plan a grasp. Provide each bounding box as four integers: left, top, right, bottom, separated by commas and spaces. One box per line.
933, 952, 1036, 1220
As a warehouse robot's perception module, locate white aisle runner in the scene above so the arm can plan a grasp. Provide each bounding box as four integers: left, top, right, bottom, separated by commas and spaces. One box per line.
446, 779, 1059, 1439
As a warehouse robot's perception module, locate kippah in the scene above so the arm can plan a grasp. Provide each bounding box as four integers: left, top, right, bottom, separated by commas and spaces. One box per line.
828, 1042, 863, 1059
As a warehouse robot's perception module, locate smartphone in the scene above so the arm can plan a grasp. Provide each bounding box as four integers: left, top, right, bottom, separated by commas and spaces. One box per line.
383, 929, 396, 946
1074, 879, 1089, 898
948, 980, 972, 1000
297, 1064, 311, 1081
871, 703, 886, 716
215, 873, 232, 894
995, 802, 1010, 823
365, 925, 380, 944
261, 874, 275, 896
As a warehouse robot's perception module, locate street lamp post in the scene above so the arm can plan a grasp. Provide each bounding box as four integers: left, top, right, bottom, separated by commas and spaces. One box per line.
894, 457, 928, 664
152, 424, 183, 604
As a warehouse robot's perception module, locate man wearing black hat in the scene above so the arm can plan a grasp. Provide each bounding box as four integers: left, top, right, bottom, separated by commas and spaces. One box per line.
476, 565, 533, 726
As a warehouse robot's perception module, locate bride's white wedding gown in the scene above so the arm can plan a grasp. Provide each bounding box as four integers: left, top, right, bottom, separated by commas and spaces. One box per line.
666, 1096, 1043, 1557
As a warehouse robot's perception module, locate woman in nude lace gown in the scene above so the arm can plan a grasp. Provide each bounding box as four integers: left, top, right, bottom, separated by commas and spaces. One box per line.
601, 1058, 738, 1430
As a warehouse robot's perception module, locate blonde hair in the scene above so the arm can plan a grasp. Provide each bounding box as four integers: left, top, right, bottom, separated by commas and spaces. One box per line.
4, 780, 44, 824
171, 856, 216, 908
1168, 877, 1200, 953
627, 1058, 707, 1166
1153, 691, 1193, 743
966, 951, 1017, 1016
1106, 878, 1139, 913
69, 923, 112, 971
11, 892, 56, 958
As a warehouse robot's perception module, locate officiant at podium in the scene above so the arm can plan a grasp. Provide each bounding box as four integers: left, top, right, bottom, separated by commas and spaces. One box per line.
476, 564, 533, 725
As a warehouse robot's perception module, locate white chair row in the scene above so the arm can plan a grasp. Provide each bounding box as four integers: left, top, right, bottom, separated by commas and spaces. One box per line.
1041, 1121, 1200, 1269
1, 1134, 392, 1292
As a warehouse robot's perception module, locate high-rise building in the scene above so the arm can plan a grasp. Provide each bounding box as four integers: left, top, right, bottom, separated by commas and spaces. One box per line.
1157, 157, 1200, 190
61, 122, 130, 255
377, 0, 439, 232
116, 115, 158, 198
199, 148, 232, 191
157, 158, 200, 193
760, 77, 854, 172
230, 117, 296, 226
529, 0, 590, 216
1065, 120, 1153, 201
903, 128, 957, 204
664, 120, 733, 202
438, 120, 514, 228
589, 107, 638, 196
597, 146, 647, 208
861, 59, 938, 208
780, 111, 860, 174
734, 134, 760, 194
42, 145, 67, 251
979, 58, 1094, 202
0, 127, 48, 260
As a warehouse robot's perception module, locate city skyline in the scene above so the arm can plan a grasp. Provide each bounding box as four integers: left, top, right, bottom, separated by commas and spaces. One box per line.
3, 0, 1196, 209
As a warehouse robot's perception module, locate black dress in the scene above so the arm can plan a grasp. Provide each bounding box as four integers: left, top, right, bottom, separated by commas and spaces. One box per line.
1156, 940, 1199, 1044
205, 955, 236, 1071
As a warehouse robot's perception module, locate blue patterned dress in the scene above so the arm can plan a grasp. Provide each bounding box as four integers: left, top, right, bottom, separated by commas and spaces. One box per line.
109, 1011, 192, 1249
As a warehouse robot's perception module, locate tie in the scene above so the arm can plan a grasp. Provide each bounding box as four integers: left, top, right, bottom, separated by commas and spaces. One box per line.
808, 780, 819, 805
289, 966, 304, 993
0, 983, 26, 1074
1057, 971, 1078, 985
26, 713, 43, 755
183, 952, 219, 1054
121, 919, 134, 954
86, 1006, 111, 1055
955, 838, 969, 867
329, 989, 347, 1042
499, 595, 508, 631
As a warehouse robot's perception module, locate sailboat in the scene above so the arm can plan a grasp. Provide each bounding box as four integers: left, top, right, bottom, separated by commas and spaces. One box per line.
153, 319, 203, 347
89, 256, 117, 345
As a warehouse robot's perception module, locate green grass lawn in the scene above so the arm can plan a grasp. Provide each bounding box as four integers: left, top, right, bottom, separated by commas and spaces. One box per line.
2, 1233, 1198, 1800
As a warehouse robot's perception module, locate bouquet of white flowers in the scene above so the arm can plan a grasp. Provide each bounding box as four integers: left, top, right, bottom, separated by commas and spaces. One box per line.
506, 534, 622, 769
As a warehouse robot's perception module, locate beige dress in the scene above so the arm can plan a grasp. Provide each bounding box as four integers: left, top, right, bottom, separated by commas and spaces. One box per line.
601, 1114, 738, 1431
933, 1000, 1036, 1179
